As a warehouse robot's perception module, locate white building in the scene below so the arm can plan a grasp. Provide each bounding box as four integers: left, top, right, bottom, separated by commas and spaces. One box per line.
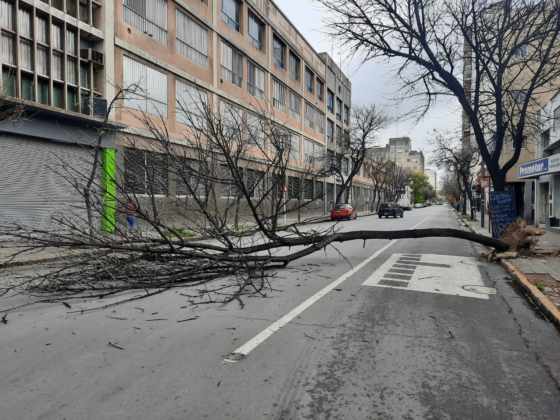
518, 92, 560, 228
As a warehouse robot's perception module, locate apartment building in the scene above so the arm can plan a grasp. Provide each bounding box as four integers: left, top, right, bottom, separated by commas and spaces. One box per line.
0, 0, 118, 229
367, 137, 425, 174
518, 93, 560, 228
0, 0, 369, 229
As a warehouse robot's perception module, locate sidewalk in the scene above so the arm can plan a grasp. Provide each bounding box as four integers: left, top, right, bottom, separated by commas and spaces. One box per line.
459, 214, 560, 323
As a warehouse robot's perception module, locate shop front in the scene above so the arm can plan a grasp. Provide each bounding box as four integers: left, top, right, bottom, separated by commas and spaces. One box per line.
519, 153, 560, 228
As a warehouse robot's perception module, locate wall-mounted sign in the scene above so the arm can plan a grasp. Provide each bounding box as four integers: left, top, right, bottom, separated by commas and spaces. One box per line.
519, 153, 560, 178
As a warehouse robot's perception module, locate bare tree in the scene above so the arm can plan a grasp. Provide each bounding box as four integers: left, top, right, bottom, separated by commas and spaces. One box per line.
319, 0, 560, 233
0, 91, 509, 314
327, 105, 387, 204
383, 162, 411, 204
432, 132, 480, 217
363, 157, 389, 210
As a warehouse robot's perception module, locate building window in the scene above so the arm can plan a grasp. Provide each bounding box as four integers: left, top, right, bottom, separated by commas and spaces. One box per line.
176, 9, 209, 67
2, 66, 16, 96
79, 0, 90, 24
327, 119, 334, 144
124, 148, 169, 195
336, 125, 343, 145
289, 90, 301, 120
67, 57, 77, 84
123, 55, 168, 116
176, 78, 207, 127
305, 67, 314, 93
0, 0, 15, 30
248, 11, 265, 50
52, 83, 64, 108
220, 100, 243, 138
21, 73, 34, 100
272, 77, 287, 112
35, 16, 48, 44
222, 0, 241, 32
304, 179, 313, 200
51, 23, 63, 50
336, 98, 342, 121
37, 45, 49, 76
221, 41, 243, 87
305, 102, 325, 134
304, 138, 322, 164
288, 176, 301, 200
344, 105, 350, 125
273, 34, 286, 69
18, 8, 32, 38
0, 32, 15, 65
315, 180, 324, 200
66, 29, 76, 55
123, 0, 168, 43
317, 79, 324, 101
68, 87, 79, 111
19, 39, 33, 71
80, 62, 90, 89
327, 89, 334, 113
246, 113, 265, 146
290, 132, 300, 161
38, 78, 49, 104
248, 60, 265, 99
289, 51, 300, 81
554, 106, 560, 132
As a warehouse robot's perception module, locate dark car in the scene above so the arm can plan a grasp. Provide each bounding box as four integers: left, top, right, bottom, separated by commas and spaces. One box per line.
378, 202, 404, 218
330, 203, 358, 221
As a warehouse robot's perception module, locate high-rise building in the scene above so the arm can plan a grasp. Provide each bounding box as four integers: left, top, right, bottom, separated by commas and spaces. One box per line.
367, 137, 424, 174
0, 0, 374, 229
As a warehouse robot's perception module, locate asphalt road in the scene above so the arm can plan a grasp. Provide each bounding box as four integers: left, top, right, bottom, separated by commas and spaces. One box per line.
1, 205, 560, 420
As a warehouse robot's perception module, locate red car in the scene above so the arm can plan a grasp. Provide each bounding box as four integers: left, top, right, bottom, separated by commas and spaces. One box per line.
330, 203, 358, 221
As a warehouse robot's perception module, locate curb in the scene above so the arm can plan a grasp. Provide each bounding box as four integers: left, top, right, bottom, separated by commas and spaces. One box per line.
501, 260, 560, 330
456, 210, 560, 329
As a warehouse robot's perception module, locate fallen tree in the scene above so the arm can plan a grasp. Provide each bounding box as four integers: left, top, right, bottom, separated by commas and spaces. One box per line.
0, 95, 508, 312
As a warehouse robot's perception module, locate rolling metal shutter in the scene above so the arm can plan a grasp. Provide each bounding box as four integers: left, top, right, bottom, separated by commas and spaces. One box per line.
0, 135, 94, 230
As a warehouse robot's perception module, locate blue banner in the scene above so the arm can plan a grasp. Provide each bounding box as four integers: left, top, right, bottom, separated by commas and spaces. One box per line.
490, 191, 516, 239
519, 157, 549, 178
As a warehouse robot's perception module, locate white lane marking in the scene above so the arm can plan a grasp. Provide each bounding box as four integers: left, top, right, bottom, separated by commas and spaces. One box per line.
363, 253, 494, 300
224, 217, 428, 362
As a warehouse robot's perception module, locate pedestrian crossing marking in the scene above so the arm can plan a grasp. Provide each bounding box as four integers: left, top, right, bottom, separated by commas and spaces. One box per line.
362, 254, 493, 300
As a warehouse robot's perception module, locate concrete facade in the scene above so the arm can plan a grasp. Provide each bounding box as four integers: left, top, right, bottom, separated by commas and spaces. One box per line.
0, 0, 374, 229
367, 137, 425, 174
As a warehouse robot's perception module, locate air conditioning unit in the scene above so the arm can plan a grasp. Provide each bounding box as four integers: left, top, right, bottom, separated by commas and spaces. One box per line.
80, 48, 104, 66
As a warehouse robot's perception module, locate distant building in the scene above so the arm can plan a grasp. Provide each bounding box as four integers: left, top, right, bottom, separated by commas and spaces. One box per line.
367, 137, 424, 173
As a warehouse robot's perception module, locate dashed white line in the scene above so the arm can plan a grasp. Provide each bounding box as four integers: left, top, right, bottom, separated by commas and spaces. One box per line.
224, 217, 428, 362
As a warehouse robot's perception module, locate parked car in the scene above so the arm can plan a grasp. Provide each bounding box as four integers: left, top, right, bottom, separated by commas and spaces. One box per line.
378, 202, 404, 218
330, 203, 358, 221
414, 203, 425, 208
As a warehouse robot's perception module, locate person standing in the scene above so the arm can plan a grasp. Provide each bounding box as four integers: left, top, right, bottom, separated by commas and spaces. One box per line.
126, 199, 138, 232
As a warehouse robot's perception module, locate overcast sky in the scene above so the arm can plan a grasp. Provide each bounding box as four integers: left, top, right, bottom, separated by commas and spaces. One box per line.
276, 0, 460, 169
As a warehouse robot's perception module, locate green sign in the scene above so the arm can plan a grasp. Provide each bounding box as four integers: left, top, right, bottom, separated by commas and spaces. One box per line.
101, 148, 117, 233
